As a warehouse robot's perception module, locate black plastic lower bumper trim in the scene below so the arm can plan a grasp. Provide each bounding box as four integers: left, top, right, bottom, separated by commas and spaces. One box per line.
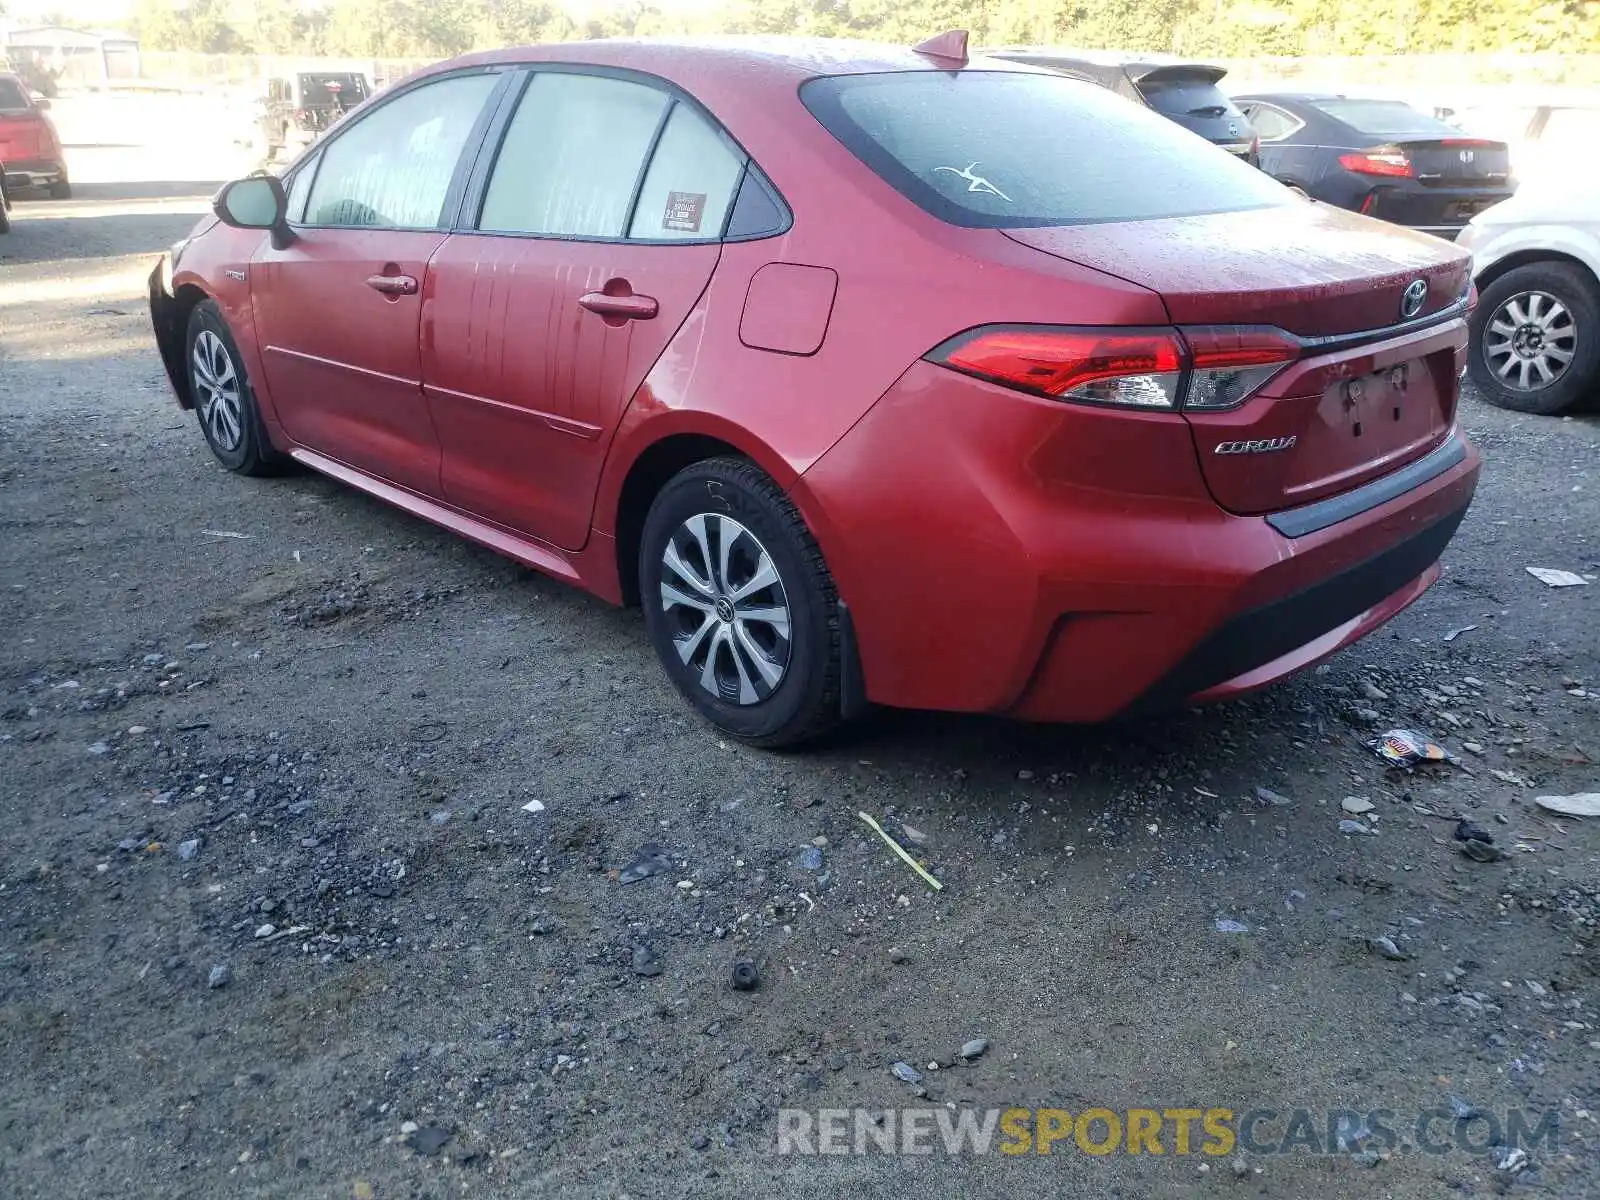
1124, 499, 1471, 717
1267, 433, 1468, 539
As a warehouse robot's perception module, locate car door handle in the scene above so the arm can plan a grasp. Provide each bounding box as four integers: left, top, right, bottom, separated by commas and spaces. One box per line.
577, 291, 658, 321
365, 273, 418, 296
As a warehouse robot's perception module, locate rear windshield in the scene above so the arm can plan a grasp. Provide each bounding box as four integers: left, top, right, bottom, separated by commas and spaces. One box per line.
0, 77, 30, 111
801, 71, 1289, 228
1310, 99, 1460, 139
1138, 74, 1237, 119
299, 73, 368, 109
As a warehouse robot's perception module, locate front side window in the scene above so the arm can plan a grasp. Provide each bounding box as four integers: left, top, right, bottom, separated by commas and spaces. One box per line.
306, 72, 499, 230
802, 71, 1291, 229
479, 73, 667, 238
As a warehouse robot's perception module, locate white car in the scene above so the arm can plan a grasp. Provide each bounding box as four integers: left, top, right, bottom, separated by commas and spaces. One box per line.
1458, 172, 1600, 414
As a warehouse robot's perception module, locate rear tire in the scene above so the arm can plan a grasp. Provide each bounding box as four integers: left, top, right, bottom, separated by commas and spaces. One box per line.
639, 457, 843, 748
185, 300, 289, 476
48, 181, 70, 200
0, 179, 10, 235
1469, 261, 1599, 415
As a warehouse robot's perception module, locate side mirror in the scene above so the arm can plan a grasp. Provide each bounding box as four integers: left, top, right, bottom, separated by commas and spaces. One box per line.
32, 96, 50, 111
213, 175, 293, 248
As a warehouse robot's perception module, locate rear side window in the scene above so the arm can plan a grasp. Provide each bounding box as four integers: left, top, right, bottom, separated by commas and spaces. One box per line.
802, 71, 1290, 228
1137, 74, 1236, 119
0, 77, 30, 111
1247, 105, 1302, 141
1310, 99, 1459, 139
306, 72, 498, 229
628, 104, 745, 240
480, 73, 667, 238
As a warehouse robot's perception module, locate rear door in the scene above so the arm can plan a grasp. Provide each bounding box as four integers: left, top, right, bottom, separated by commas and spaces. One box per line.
422, 70, 746, 550
250, 69, 505, 494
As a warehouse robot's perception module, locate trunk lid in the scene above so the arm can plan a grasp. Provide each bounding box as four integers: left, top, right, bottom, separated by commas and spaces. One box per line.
1397, 137, 1512, 187
1005, 202, 1470, 515
0, 112, 46, 161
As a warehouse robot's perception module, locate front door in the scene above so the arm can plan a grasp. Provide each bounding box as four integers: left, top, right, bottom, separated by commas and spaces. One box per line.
249, 70, 503, 495
422, 72, 747, 550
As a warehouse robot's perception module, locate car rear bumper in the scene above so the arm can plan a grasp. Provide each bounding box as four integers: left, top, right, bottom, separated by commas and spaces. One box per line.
794, 362, 1480, 722
3, 159, 67, 190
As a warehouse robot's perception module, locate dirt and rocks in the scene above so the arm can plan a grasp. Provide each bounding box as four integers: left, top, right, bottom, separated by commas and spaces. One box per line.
1, 156, 1598, 1199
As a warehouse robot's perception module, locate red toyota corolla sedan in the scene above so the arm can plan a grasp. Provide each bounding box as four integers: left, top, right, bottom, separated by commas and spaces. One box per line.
149, 35, 1481, 746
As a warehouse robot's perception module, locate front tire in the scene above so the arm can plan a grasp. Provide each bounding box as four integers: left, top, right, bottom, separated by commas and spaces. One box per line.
639, 458, 843, 748
1469, 261, 1599, 415
185, 300, 288, 475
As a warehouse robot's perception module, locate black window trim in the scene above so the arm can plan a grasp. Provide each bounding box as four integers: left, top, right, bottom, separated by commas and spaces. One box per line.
289, 64, 517, 234
454, 61, 792, 247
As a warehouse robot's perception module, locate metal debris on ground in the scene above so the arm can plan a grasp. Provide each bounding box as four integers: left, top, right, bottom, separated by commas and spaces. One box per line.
1443, 624, 1477, 642
1534, 792, 1600, 818
1491, 1145, 1530, 1174
200, 529, 252, 539
857, 811, 943, 891
1526, 567, 1588, 587
890, 1061, 923, 1085
1214, 919, 1249, 933
617, 842, 672, 884
1369, 729, 1453, 768
519, 798, 546, 814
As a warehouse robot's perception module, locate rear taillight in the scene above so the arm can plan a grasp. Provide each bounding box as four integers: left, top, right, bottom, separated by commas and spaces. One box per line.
928, 325, 1300, 412
931, 327, 1184, 409
1339, 146, 1414, 177
1183, 327, 1300, 410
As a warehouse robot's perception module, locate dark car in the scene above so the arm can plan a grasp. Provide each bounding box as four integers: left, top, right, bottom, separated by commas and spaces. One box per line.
1237, 94, 1513, 238
0, 71, 69, 199
150, 36, 1479, 747
258, 70, 372, 160
987, 48, 1258, 163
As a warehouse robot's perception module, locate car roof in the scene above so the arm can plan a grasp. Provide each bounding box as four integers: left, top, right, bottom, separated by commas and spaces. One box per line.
443, 36, 1046, 85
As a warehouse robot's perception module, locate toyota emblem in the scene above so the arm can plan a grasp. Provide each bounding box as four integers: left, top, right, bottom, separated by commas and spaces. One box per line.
1401, 278, 1428, 319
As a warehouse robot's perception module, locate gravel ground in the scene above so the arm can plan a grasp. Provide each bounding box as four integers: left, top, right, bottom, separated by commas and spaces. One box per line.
2, 153, 1598, 1199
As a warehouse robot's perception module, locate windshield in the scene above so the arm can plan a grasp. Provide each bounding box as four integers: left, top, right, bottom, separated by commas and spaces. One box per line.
299, 73, 369, 109
0, 77, 31, 111
1310, 99, 1461, 139
801, 70, 1290, 229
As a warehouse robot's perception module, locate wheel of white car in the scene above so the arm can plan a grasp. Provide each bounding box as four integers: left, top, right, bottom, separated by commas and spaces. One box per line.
1469, 261, 1599, 416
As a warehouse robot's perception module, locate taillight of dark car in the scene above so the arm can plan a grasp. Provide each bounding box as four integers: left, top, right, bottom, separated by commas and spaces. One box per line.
927, 325, 1300, 412
1338, 146, 1415, 177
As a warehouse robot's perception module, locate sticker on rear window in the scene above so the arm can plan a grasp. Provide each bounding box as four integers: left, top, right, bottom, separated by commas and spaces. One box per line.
663, 191, 707, 232
933, 162, 1011, 202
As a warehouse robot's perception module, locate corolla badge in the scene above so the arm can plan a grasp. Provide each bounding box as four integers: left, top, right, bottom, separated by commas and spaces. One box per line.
1401, 278, 1429, 319
1215, 436, 1297, 455
933, 162, 1012, 202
